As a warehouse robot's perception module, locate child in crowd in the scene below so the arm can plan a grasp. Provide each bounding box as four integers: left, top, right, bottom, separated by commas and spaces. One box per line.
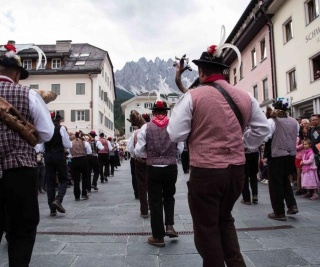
301, 139, 319, 200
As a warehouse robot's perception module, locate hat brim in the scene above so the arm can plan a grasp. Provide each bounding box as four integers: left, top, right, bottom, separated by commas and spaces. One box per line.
192, 59, 230, 69
0, 59, 29, 80
149, 107, 170, 111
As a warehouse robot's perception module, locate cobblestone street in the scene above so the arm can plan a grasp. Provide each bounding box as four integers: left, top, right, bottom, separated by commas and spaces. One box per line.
1, 160, 320, 266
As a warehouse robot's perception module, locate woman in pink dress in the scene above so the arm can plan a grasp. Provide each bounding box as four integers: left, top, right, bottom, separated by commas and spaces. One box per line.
301, 139, 319, 200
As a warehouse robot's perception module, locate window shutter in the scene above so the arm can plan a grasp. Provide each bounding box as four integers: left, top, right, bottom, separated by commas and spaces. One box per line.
71, 110, 75, 122
85, 110, 90, 121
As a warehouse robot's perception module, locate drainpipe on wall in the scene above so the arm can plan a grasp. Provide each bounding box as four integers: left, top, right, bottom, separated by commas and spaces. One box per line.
89, 73, 93, 130
261, 6, 278, 101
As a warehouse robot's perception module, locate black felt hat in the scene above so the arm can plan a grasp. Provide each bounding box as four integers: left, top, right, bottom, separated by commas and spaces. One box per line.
150, 100, 170, 111
192, 51, 230, 70
0, 43, 29, 80
272, 100, 289, 111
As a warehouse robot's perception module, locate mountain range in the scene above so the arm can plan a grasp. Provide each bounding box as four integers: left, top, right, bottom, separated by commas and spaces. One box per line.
113, 57, 198, 136
114, 57, 198, 97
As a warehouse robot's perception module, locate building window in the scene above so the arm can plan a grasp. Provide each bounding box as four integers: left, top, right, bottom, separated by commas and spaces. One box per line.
284, 18, 293, 43
253, 85, 258, 100
29, 84, 39, 89
99, 112, 103, 124
23, 60, 32, 70
52, 59, 61, 69
76, 83, 85, 95
144, 102, 153, 108
76, 110, 85, 121
51, 84, 60, 95
305, 0, 319, 24
311, 53, 320, 81
288, 69, 297, 92
130, 126, 135, 132
262, 78, 269, 101
251, 48, 257, 69
71, 110, 89, 122
75, 61, 86, 66
260, 38, 267, 60
38, 59, 46, 69
79, 53, 90, 57
240, 63, 243, 79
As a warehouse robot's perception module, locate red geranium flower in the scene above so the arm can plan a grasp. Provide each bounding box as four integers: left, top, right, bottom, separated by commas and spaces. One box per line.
207, 45, 217, 55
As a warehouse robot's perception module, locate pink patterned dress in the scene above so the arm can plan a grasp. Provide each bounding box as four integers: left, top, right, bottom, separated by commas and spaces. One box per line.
301, 148, 319, 189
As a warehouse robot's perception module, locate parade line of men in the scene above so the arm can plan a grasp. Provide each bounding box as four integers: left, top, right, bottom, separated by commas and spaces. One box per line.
0, 36, 320, 267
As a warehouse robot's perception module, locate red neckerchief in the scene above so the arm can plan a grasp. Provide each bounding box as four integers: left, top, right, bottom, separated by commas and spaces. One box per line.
204, 74, 226, 83
0, 76, 14, 83
151, 115, 169, 128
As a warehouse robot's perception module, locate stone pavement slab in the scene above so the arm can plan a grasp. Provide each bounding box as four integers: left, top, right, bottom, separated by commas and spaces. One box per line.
2, 160, 320, 266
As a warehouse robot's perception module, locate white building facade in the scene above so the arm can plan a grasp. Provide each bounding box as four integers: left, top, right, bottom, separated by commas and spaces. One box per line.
268, 0, 320, 118
225, 0, 275, 111
121, 94, 174, 140
18, 40, 116, 137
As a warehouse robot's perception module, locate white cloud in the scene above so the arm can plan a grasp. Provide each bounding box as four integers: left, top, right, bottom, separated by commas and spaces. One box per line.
0, 0, 251, 70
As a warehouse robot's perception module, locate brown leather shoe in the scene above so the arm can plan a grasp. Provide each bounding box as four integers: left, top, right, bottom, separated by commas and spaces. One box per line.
268, 213, 287, 221
287, 205, 299, 215
165, 225, 179, 238
241, 200, 251, 205
52, 200, 66, 213
147, 236, 165, 247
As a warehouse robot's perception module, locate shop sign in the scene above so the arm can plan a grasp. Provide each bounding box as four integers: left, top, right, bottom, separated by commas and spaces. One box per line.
305, 25, 320, 43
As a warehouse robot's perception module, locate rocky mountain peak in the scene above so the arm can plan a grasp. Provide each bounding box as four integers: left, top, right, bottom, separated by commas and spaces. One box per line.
115, 57, 198, 96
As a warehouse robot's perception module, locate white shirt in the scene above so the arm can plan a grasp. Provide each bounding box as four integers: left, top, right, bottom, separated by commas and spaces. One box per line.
167, 91, 270, 150
34, 143, 45, 153
135, 123, 184, 167
127, 132, 135, 157
0, 75, 54, 144
85, 141, 92, 154
59, 125, 72, 149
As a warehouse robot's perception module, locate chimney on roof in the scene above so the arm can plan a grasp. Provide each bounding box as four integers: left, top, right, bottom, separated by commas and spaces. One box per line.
56, 40, 72, 53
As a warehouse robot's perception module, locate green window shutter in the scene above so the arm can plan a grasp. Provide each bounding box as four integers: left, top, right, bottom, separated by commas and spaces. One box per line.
71, 110, 75, 122
85, 110, 90, 121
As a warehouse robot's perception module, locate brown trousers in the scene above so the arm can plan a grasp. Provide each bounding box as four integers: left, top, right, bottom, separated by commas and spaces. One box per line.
135, 159, 148, 215
188, 165, 246, 267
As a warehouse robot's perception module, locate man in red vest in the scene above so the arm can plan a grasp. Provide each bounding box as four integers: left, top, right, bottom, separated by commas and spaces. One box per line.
98, 133, 112, 183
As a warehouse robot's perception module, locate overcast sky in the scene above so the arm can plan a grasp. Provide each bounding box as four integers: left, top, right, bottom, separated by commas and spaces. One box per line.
0, 0, 251, 71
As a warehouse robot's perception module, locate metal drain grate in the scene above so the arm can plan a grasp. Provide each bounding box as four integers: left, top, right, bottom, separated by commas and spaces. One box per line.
37, 225, 293, 236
